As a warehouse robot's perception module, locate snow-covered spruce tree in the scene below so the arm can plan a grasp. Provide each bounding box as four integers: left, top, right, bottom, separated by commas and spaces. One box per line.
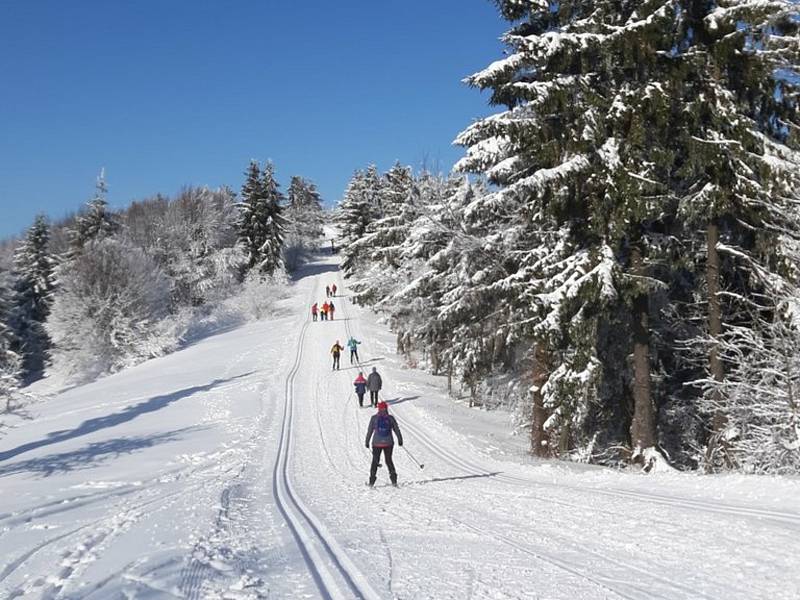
47, 238, 174, 382
337, 165, 383, 278
662, 2, 800, 471
238, 161, 286, 276
382, 175, 488, 377
454, 0, 702, 465
347, 163, 416, 304
11, 214, 56, 380
0, 273, 22, 411
67, 170, 120, 257
284, 176, 325, 269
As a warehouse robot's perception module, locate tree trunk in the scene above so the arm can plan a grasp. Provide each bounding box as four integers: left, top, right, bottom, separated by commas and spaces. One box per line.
530, 342, 550, 457
447, 359, 453, 395
705, 220, 728, 469
630, 244, 657, 463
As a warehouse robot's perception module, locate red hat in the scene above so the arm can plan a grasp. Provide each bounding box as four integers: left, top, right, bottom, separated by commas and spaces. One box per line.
377, 401, 388, 411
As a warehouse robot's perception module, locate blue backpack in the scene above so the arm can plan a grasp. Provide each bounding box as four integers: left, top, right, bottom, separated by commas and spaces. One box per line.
376, 414, 392, 437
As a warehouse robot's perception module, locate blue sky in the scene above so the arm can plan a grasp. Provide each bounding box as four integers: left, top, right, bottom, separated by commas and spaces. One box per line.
0, 1, 507, 239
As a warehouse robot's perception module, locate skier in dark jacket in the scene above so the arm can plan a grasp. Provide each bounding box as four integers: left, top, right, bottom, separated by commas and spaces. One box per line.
330, 340, 344, 370
353, 372, 367, 407
367, 367, 382, 407
365, 401, 403, 486
328, 301, 336, 320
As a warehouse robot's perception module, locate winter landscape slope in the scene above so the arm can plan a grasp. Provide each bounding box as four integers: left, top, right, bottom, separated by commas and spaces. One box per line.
1, 252, 799, 599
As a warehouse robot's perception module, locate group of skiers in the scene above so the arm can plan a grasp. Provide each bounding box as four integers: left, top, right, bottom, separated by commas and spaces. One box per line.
311, 301, 335, 321
318, 282, 404, 487
310, 283, 340, 322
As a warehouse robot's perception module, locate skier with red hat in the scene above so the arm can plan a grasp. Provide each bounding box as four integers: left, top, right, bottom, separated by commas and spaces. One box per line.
365, 400, 403, 487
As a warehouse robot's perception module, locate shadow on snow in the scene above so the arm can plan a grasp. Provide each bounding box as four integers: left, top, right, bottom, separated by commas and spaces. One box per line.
0, 371, 254, 463
291, 261, 340, 282
0, 427, 204, 478
406, 472, 503, 486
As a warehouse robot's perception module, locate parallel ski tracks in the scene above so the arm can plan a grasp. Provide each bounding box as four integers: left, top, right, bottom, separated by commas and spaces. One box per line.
270, 276, 382, 600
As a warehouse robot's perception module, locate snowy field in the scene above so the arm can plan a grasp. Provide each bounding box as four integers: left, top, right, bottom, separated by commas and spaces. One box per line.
1, 252, 799, 599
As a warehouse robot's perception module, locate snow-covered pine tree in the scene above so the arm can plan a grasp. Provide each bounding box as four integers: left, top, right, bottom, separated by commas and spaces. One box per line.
0, 272, 22, 411
663, 2, 800, 470
455, 0, 696, 464
11, 214, 56, 380
287, 176, 324, 241
347, 163, 416, 304
337, 165, 382, 277
382, 175, 485, 375
238, 161, 286, 276
284, 176, 325, 269
68, 170, 120, 257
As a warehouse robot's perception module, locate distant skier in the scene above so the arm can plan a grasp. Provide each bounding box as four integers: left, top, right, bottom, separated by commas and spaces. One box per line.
367, 366, 382, 407
326, 285, 331, 298
331, 340, 344, 370
321, 301, 329, 321
328, 301, 336, 320
311, 302, 318, 322
353, 372, 367, 407
347, 336, 361, 364
331, 283, 338, 296
365, 401, 403, 487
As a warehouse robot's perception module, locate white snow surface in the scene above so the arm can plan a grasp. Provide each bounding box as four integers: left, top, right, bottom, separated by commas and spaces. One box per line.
2, 252, 800, 599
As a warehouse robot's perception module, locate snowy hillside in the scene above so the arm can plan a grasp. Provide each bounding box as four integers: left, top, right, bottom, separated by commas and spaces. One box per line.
1, 252, 799, 599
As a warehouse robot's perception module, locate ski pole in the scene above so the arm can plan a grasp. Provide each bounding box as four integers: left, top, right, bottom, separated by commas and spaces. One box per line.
402, 445, 424, 469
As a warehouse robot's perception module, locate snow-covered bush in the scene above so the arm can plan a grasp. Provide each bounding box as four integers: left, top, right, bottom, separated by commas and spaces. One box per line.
47, 238, 176, 382
225, 271, 289, 321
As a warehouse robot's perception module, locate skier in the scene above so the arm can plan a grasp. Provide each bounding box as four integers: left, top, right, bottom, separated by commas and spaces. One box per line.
347, 336, 361, 364
321, 301, 329, 321
329, 300, 336, 320
331, 340, 344, 370
332, 283, 338, 296
325, 285, 331, 298
365, 401, 403, 487
311, 302, 318, 322
367, 366, 382, 407
353, 371, 367, 407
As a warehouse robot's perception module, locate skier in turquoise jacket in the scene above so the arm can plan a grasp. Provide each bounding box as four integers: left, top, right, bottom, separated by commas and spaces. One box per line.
347, 337, 361, 364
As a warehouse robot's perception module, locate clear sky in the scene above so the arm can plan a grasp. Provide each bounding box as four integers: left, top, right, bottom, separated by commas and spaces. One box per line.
0, 1, 507, 239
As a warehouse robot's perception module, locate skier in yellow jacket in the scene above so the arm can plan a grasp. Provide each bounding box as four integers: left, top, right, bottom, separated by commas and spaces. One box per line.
330, 340, 344, 370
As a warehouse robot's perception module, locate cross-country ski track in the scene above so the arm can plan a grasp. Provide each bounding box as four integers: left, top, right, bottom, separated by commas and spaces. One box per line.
1, 251, 799, 599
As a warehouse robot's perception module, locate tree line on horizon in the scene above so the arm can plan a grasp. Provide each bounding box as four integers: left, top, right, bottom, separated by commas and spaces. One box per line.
0, 161, 323, 406
335, 0, 800, 475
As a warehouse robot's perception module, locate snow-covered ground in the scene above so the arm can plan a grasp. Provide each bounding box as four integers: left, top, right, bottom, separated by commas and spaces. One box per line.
1, 251, 799, 599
